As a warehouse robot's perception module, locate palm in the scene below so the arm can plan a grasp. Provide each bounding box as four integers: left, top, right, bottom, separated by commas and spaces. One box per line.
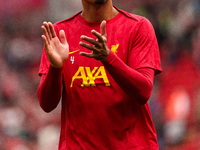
46, 35, 69, 68
42, 22, 69, 68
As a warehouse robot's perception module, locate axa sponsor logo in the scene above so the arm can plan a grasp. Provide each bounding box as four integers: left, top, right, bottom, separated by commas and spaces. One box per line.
70, 66, 110, 87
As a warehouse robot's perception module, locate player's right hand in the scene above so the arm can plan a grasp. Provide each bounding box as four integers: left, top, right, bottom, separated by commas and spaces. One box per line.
41, 22, 69, 68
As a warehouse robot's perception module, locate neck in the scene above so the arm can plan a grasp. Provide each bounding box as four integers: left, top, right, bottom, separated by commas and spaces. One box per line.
81, 1, 119, 22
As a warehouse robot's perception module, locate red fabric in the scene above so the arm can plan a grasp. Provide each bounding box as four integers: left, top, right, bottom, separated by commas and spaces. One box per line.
103, 51, 155, 104
37, 66, 63, 112
38, 7, 161, 150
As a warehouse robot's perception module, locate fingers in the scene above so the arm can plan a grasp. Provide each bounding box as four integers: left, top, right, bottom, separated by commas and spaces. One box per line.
80, 35, 101, 48
100, 20, 107, 37
80, 20, 107, 46
49, 22, 56, 38
59, 30, 68, 44
79, 41, 100, 53
41, 22, 56, 43
79, 21, 108, 61
41, 25, 50, 45
41, 35, 50, 54
43, 22, 52, 39
41, 35, 47, 45
79, 52, 96, 58
91, 30, 104, 42
90, 20, 107, 42
80, 51, 105, 61
80, 51, 103, 60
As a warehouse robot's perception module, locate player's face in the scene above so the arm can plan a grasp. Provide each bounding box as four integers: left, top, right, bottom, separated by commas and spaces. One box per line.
85, 0, 107, 4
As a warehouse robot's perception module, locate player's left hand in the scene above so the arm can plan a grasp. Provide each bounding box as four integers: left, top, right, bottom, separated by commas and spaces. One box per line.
79, 20, 110, 61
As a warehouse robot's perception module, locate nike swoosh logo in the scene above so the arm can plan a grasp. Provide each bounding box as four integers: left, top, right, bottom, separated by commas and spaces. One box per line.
69, 50, 80, 55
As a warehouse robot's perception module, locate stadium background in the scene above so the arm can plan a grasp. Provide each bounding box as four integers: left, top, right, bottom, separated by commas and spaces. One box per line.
0, 0, 200, 149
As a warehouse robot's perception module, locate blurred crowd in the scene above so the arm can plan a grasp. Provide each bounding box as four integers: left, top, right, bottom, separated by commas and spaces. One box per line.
0, 0, 200, 149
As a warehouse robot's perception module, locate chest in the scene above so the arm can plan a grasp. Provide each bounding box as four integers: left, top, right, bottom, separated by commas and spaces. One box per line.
59, 23, 132, 87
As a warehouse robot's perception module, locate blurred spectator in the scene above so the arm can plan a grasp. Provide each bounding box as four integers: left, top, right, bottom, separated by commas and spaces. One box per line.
37, 125, 60, 150
164, 88, 190, 145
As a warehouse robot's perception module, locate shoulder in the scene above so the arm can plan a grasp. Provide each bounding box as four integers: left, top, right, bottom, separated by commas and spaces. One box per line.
54, 11, 82, 26
115, 6, 153, 28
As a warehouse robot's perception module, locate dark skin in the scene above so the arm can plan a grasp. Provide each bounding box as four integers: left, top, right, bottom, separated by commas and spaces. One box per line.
41, 0, 119, 68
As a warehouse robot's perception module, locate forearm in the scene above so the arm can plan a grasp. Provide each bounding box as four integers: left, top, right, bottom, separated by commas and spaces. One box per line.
102, 51, 154, 105
37, 66, 63, 112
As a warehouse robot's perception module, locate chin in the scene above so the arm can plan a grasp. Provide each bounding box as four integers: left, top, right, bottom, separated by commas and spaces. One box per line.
95, 0, 107, 4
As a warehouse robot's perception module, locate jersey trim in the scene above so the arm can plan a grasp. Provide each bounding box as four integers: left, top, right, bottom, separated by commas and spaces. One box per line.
55, 6, 144, 26
55, 11, 82, 25
113, 6, 143, 22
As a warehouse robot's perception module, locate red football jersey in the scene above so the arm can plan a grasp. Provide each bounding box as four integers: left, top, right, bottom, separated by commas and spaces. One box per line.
39, 7, 162, 150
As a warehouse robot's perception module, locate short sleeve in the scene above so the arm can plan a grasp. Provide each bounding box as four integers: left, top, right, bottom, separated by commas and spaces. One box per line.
128, 17, 162, 75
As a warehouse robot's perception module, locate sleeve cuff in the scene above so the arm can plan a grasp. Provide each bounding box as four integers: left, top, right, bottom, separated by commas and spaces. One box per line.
102, 50, 116, 64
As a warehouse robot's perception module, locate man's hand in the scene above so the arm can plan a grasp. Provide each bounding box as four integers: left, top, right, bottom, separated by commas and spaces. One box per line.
79, 21, 110, 61
41, 22, 69, 68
